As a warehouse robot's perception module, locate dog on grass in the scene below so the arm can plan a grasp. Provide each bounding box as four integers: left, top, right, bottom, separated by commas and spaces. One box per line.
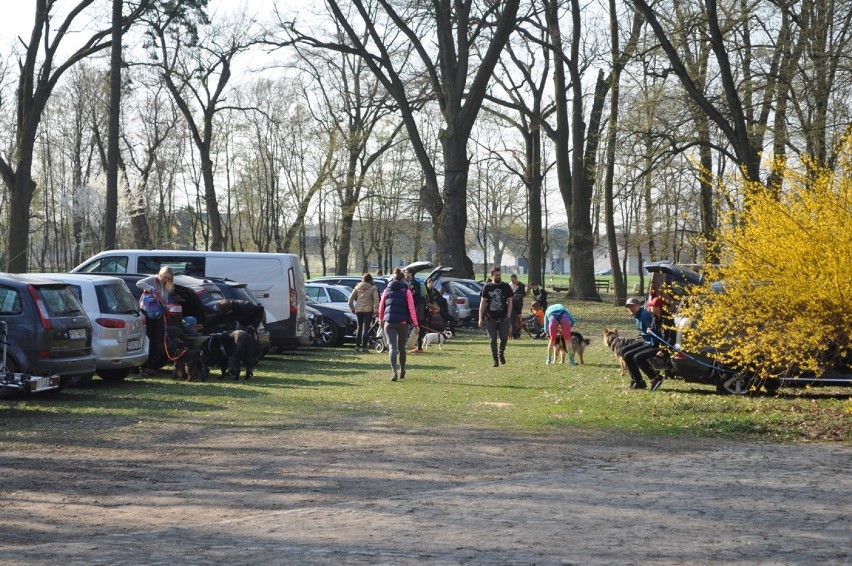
603, 328, 642, 376
570, 331, 590, 364
423, 330, 452, 351
200, 329, 257, 381
173, 349, 204, 382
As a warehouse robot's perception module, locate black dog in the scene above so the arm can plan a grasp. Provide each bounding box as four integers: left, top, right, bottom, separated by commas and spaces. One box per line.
173, 350, 204, 382
200, 329, 257, 381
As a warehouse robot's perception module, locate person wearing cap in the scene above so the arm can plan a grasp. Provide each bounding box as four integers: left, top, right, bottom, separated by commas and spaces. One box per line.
622, 297, 665, 390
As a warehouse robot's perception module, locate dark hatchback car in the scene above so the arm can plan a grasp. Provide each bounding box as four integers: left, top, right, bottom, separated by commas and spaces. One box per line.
0, 273, 96, 397
89, 273, 237, 367
202, 276, 271, 357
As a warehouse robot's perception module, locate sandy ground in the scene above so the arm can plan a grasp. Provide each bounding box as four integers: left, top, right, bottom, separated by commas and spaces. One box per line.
0, 420, 849, 565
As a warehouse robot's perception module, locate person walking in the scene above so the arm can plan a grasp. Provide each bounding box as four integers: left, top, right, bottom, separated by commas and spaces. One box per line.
404, 267, 428, 353
348, 273, 380, 353
137, 266, 174, 376
378, 268, 419, 381
478, 266, 514, 367
510, 274, 526, 339
544, 303, 577, 366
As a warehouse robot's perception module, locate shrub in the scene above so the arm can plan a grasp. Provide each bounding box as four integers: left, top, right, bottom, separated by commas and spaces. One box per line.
680, 148, 852, 377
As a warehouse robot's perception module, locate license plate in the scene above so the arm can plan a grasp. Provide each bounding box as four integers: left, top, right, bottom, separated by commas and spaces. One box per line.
127, 338, 142, 351
30, 375, 59, 392
69, 328, 87, 340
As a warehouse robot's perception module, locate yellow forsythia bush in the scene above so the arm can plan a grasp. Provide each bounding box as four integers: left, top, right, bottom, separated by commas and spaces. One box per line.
680, 151, 852, 377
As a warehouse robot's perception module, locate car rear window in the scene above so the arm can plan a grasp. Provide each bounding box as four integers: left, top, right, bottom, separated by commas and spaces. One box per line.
0, 286, 22, 315
228, 286, 258, 303
95, 282, 139, 314
36, 286, 85, 317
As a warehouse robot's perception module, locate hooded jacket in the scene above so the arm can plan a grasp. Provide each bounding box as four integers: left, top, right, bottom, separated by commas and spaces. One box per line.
348, 281, 380, 314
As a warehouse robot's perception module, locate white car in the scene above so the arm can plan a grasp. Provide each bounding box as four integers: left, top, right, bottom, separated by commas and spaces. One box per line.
29, 273, 148, 380
305, 283, 352, 307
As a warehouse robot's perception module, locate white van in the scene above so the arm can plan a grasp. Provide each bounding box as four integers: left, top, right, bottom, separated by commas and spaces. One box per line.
72, 250, 309, 349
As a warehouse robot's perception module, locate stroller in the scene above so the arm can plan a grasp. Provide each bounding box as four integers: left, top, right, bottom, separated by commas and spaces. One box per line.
368, 319, 414, 353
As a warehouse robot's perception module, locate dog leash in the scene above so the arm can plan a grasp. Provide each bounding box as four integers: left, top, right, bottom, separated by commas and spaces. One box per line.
646, 329, 739, 375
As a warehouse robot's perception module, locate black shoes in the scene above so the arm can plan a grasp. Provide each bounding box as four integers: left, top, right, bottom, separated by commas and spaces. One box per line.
499, 352, 506, 365
391, 373, 399, 382
629, 381, 647, 389
650, 377, 664, 391
492, 360, 500, 368
399, 369, 406, 380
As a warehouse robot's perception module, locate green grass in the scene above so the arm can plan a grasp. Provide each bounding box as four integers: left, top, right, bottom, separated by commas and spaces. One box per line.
2, 297, 849, 444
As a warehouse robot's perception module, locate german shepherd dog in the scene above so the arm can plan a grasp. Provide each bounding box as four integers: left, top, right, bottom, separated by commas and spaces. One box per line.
173, 349, 204, 382
603, 328, 642, 375
570, 331, 590, 364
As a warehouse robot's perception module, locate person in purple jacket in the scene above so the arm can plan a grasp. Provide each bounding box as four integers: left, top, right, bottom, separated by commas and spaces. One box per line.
378, 268, 420, 381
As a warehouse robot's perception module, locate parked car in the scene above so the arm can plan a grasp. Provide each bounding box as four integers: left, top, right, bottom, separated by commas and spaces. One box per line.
88, 273, 231, 368
306, 298, 357, 346
305, 283, 352, 307
304, 304, 324, 346
72, 249, 308, 350
440, 277, 482, 316
645, 262, 852, 394
0, 273, 96, 396
29, 273, 149, 381
307, 276, 387, 294
440, 280, 475, 323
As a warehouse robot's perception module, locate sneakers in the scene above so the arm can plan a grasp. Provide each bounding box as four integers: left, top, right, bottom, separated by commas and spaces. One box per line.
546, 357, 552, 365
391, 373, 399, 382
567, 360, 578, 366
492, 360, 500, 368
650, 377, 664, 391
629, 381, 648, 389
399, 369, 406, 380
499, 352, 506, 365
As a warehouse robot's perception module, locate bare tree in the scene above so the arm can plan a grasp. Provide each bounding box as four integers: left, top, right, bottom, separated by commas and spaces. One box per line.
278, 0, 521, 277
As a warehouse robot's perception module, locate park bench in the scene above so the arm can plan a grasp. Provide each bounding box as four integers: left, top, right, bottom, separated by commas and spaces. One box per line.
594, 278, 611, 293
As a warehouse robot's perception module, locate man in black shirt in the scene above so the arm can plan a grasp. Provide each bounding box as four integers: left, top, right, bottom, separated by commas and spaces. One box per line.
509, 274, 526, 339
478, 266, 514, 367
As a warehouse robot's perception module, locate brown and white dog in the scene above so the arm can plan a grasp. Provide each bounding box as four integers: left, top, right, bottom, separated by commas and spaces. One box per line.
603, 328, 642, 376
423, 329, 452, 351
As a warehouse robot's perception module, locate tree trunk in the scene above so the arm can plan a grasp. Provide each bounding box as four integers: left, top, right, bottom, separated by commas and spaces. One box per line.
439, 138, 473, 274
104, 0, 122, 250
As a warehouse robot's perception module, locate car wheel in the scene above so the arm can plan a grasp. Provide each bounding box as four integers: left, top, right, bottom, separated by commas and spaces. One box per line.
715, 371, 753, 395
314, 320, 339, 347
97, 368, 132, 381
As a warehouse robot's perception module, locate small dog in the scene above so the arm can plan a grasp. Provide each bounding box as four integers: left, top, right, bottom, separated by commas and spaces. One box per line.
570, 331, 590, 364
423, 330, 452, 351
603, 328, 641, 376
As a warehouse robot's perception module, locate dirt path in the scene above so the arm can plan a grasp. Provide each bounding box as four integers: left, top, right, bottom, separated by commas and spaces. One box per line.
1, 422, 849, 565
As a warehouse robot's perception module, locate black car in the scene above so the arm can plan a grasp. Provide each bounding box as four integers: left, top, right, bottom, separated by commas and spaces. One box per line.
0, 273, 95, 396
88, 273, 232, 367
306, 298, 357, 347
198, 276, 271, 357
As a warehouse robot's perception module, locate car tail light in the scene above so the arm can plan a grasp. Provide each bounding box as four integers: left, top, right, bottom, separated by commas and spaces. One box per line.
289, 267, 297, 317
96, 318, 126, 329
27, 285, 52, 329
672, 352, 687, 359
456, 297, 465, 305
